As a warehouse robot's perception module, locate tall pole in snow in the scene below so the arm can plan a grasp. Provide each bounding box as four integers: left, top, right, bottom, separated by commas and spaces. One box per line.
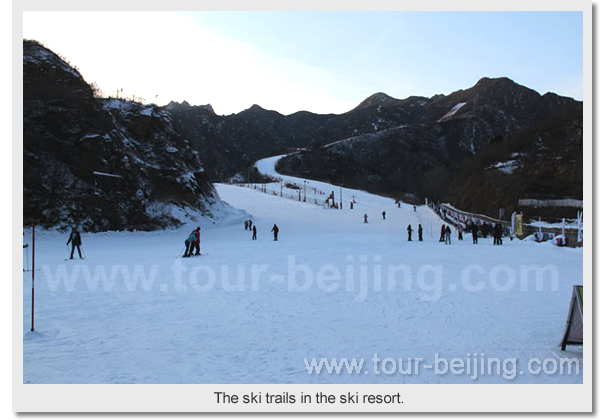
31, 223, 35, 331
303, 181, 307, 202
340, 184, 343, 209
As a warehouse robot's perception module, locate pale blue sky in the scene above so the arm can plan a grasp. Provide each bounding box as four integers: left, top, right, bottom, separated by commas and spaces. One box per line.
23, 11, 583, 115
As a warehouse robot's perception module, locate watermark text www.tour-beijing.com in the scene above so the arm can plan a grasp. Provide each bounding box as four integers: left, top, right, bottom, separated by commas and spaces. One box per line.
39, 254, 561, 301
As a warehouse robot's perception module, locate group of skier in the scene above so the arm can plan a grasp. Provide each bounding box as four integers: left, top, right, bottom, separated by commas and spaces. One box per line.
369, 205, 504, 246
436, 221, 505, 245
244, 220, 257, 240
406, 224, 424, 242
63, 202, 507, 260
430, 201, 512, 245
492, 222, 504, 245
438, 224, 453, 244
366, 209, 426, 242
183, 226, 201, 257
244, 219, 279, 241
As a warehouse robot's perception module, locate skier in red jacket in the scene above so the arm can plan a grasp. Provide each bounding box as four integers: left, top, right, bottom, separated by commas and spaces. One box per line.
189, 227, 201, 255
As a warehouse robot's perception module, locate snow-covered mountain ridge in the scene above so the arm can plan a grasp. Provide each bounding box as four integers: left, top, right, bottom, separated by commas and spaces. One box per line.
24, 39, 583, 228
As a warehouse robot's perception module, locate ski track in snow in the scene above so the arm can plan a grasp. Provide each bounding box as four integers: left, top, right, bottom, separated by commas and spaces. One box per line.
22, 155, 583, 384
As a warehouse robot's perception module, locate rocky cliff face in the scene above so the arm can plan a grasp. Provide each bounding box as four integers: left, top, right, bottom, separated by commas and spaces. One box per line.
23, 40, 224, 231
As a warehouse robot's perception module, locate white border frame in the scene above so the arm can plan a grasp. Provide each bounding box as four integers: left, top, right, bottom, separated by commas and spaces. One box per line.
13, 0, 592, 412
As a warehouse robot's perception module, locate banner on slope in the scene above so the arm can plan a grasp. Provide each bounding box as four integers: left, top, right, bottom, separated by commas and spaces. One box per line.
560, 285, 583, 350
514, 213, 523, 237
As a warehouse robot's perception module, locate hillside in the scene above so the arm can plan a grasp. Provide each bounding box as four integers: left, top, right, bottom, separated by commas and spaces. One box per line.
275, 78, 582, 219
23, 40, 232, 231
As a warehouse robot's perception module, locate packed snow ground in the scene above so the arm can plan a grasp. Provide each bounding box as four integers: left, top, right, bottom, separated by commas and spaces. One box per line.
22, 156, 583, 384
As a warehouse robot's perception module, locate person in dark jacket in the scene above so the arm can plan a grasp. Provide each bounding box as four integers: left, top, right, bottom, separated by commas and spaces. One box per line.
252, 225, 257, 240
407, 224, 413, 241
471, 222, 479, 244
382, 211, 386, 220
190, 227, 201, 255
271, 224, 279, 241
244, 220, 248, 230
439, 224, 446, 242
66, 227, 82, 259
493, 223, 503, 245
364, 214, 368, 223
418, 224, 423, 241
445, 225, 452, 244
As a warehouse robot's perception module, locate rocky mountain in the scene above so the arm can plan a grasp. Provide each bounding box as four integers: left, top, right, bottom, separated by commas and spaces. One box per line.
24, 39, 583, 228
275, 77, 583, 219
23, 40, 228, 231
164, 92, 454, 182
164, 101, 333, 181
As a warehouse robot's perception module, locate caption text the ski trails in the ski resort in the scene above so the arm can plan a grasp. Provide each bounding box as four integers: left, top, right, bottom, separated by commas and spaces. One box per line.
213, 390, 403, 406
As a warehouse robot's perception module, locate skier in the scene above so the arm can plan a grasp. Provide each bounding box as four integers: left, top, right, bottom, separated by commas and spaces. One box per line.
248, 220, 253, 231
183, 230, 198, 257
494, 223, 503, 245
364, 214, 368, 224
413, 205, 416, 212
382, 211, 386, 220
439, 224, 446, 242
244, 220, 248, 230
407, 224, 413, 241
189, 226, 201, 255
418, 224, 423, 241
445, 225, 452, 244
458, 225, 464, 241
471, 222, 479, 244
271, 224, 279, 241
66, 227, 83, 259
252, 225, 257, 240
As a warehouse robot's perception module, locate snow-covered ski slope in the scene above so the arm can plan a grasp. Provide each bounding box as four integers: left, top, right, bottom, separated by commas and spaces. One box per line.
23, 155, 583, 384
